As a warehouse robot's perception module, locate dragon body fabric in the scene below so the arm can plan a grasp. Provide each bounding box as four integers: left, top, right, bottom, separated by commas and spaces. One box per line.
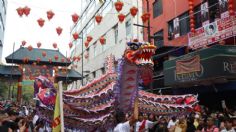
34, 41, 199, 130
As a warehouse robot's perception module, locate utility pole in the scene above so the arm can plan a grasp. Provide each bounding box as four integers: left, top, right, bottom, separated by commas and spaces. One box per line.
81, 32, 84, 86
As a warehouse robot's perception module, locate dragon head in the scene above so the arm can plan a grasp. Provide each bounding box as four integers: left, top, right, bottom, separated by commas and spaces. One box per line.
125, 40, 156, 66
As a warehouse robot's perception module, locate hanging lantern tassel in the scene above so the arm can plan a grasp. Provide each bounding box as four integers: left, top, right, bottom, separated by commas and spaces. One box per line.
69, 42, 73, 49
72, 13, 79, 23
130, 7, 138, 17
21, 40, 26, 46
100, 36, 106, 45
47, 10, 55, 20
73, 32, 79, 40
95, 15, 102, 24
189, 0, 195, 33
16, 7, 24, 17
53, 43, 57, 49
37, 42, 42, 48
114, 1, 124, 12
54, 55, 59, 60
118, 13, 125, 23
23, 6, 31, 16
85, 41, 89, 48
37, 18, 45, 27
56, 27, 63, 36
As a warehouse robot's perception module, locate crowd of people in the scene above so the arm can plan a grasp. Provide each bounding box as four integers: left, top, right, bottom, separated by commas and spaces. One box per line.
0, 100, 50, 132
1, 99, 236, 132
115, 106, 236, 132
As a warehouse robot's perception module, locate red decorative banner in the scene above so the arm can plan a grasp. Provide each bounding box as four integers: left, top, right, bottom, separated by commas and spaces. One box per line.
176, 55, 200, 74
188, 15, 236, 49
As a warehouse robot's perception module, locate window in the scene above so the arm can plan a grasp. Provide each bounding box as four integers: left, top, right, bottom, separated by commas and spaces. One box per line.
153, 30, 163, 48
101, 67, 105, 74
194, 5, 202, 29
168, 21, 174, 40
179, 12, 190, 36
92, 71, 96, 78
168, 12, 190, 40
114, 24, 118, 44
208, 0, 220, 22
126, 19, 132, 37
153, 0, 163, 18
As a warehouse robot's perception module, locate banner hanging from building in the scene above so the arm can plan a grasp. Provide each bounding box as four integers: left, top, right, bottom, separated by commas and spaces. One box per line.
188, 15, 236, 49
176, 55, 201, 74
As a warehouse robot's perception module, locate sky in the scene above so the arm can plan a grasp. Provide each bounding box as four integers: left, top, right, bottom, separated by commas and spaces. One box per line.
2, 0, 83, 63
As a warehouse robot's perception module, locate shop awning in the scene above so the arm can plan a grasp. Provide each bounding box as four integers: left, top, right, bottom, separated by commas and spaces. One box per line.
0, 65, 21, 79
164, 45, 236, 87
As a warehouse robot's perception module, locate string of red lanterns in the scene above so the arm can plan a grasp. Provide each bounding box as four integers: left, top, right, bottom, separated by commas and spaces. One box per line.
188, 0, 195, 33
228, 0, 235, 16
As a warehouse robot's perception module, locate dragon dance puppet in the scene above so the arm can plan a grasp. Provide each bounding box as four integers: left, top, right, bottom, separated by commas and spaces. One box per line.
34, 40, 199, 130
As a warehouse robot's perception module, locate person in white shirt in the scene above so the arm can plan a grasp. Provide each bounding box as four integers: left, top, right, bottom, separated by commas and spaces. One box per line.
136, 113, 157, 132
221, 118, 235, 132
114, 110, 137, 132
167, 116, 178, 129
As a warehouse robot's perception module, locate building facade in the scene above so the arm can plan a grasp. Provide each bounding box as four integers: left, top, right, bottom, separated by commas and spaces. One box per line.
143, 0, 236, 107
70, 0, 143, 86
0, 0, 7, 63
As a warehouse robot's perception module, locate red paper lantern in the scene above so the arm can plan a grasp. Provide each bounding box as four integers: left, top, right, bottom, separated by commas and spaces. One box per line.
54, 55, 59, 60
23, 6, 31, 16
49, 58, 52, 63
21, 40, 26, 46
95, 15, 102, 24
27, 45, 33, 51
141, 13, 150, 23
23, 57, 29, 63
114, 1, 124, 12
99, 36, 106, 45
118, 13, 125, 23
56, 27, 63, 35
37, 42, 41, 48
85, 41, 89, 48
61, 58, 65, 62
130, 7, 138, 17
53, 43, 57, 49
69, 42, 73, 49
42, 51, 47, 57
37, 57, 41, 63
47, 10, 55, 20
87, 36, 93, 42
42, 65, 47, 69
37, 18, 45, 27
73, 32, 79, 40
191, 28, 195, 33
16, 7, 24, 17
72, 13, 79, 23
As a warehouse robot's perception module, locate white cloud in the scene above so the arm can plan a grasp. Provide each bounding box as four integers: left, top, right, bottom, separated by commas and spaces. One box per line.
2, 0, 82, 63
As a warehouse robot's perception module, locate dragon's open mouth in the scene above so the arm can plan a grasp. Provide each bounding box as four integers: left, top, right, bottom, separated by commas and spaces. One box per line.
136, 44, 156, 66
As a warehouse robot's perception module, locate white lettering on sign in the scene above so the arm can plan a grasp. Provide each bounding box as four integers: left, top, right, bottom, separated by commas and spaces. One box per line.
223, 62, 236, 73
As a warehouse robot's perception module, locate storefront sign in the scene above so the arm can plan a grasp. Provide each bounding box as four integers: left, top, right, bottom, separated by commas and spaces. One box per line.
164, 56, 236, 86
188, 15, 236, 49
